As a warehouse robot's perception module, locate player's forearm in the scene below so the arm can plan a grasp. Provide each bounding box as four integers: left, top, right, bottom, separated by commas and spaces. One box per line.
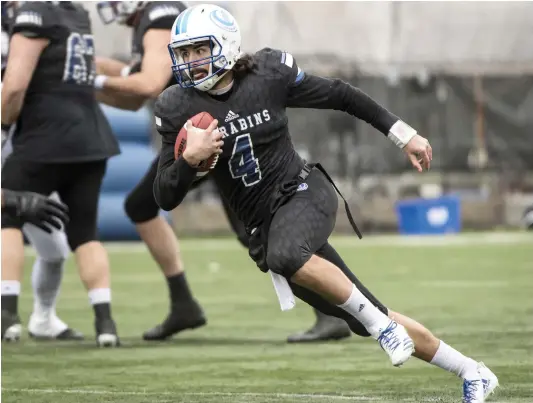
1, 88, 26, 125
95, 89, 145, 111
95, 56, 128, 77
330, 79, 399, 135
288, 75, 399, 135
154, 156, 198, 211
97, 74, 161, 99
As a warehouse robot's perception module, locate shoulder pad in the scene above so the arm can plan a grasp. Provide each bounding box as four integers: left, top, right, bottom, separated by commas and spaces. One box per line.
253, 47, 304, 87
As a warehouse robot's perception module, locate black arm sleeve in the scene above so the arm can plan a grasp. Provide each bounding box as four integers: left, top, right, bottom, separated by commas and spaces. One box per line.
286, 74, 399, 136
153, 134, 198, 211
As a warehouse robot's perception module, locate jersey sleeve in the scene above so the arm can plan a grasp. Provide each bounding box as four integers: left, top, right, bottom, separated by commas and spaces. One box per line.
138, 1, 186, 36
11, 2, 60, 40
153, 86, 198, 211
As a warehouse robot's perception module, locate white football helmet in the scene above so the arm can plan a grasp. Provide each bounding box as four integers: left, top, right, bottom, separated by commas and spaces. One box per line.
96, 1, 146, 25
168, 4, 242, 91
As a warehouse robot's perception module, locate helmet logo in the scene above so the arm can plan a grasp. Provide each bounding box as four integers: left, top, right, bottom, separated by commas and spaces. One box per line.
209, 9, 237, 32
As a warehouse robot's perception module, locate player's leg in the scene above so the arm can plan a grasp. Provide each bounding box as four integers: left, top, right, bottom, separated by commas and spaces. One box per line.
304, 244, 498, 401
58, 160, 119, 347
265, 169, 497, 401
265, 168, 414, 366
124, 156, 205, 341
1, 159, 57, 341
23, 201, 83, 340
286, 241, 352, 344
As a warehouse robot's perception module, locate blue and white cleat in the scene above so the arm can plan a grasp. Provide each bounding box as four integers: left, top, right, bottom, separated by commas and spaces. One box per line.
377, 320, 414, 367
463, 362, 498, 403
478, 362, 499, 400
463, 378, 484, 403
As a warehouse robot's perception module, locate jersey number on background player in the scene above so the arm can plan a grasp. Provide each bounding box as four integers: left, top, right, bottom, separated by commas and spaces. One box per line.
229, 134, 261, 186
63, 33, 95, 85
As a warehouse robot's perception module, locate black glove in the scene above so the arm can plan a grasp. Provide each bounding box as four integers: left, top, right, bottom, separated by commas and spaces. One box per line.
2, 189, 69, 233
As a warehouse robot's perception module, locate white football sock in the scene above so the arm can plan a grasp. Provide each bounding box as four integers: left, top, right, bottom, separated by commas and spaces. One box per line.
88, 288, 111, 305
430, 341, 479, 379
337, 284, 391, 338
31, 258, 64, 316
1, 280, 21, 296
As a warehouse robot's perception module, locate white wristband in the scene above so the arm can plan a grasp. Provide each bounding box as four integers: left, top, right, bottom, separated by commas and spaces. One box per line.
94, 74, 108, 90
388, 120, 417, 149
120, 65, 132, 77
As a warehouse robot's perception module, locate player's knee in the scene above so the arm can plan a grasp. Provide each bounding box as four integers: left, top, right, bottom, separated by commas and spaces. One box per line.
67, 231, 95, 252
36, 241, 69, 262
124, 189, 159, 224
266, 245, 306, 278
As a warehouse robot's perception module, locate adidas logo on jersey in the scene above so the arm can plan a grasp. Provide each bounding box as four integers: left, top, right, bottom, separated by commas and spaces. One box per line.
225, 110, 239, 122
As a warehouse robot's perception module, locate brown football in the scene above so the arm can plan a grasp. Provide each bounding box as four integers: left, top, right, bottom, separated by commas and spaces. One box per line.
174, 111, 219, 173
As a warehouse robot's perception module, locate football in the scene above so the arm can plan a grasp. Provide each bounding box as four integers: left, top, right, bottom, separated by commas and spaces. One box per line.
174, 111, 219, 175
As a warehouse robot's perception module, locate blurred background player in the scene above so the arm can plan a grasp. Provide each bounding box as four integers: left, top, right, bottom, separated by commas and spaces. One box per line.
1, 189, 70, 339
94, 0, 207, 341
94, 0, 351, 343
1, 1, 83, 342
1, 1, 121, 347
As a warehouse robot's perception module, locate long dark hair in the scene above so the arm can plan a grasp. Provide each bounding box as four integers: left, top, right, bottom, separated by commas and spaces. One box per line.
233, 53, 256, 78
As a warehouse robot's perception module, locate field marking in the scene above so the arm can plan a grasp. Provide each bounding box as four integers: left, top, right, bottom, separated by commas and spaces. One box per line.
1, 388, 517, 402
1, 388, 386, 401
22, 232, 532, 256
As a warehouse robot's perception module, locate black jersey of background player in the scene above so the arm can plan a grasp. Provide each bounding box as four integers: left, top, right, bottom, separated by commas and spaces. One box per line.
156, 48, 309, 228
130, 1, 185, 89
9, 1, 119, 163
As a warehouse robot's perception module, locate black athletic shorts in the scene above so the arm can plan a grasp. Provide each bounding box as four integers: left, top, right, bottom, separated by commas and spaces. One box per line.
248, 165, 337, 277
1, 157, 107, 251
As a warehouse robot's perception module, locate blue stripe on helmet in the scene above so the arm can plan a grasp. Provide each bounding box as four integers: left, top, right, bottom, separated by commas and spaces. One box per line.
175, 7, 192, 34
180, 7, 193, 34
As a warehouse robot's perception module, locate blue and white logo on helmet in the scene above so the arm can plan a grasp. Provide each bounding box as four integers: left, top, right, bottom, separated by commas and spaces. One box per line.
209, 9, 237, 32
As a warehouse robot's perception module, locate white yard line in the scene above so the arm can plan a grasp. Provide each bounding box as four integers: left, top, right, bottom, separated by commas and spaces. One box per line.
1, 388, 385, 401
2, 387, 517, 402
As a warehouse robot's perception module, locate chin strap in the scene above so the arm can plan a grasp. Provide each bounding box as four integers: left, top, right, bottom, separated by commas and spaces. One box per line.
207, 78, 234, 95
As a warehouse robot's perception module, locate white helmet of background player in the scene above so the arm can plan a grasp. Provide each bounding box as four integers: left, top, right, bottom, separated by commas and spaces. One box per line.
168, 4, 242, 92
96, 1, 147, 25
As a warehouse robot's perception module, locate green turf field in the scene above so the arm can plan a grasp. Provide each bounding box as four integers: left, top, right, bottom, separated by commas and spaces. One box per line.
2, 233, 532, 402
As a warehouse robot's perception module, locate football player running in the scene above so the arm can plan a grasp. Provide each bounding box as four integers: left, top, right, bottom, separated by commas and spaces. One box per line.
153, 4, 499, 402
95, 0, 228, 341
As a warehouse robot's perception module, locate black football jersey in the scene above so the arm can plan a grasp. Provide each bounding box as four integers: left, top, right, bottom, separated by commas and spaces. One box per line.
130, 1, 185, 89
154, 48, 400, 227
9, 1, 119, 162
155, 48, 309, 227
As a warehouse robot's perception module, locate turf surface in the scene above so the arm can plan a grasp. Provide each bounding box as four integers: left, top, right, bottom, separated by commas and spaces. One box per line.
2, 233, 532, 402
